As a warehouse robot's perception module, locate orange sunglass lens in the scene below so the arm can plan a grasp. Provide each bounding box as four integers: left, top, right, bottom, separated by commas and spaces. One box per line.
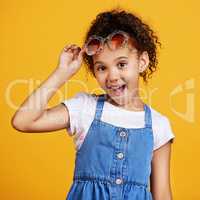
108, 33, 126, 49
86, 39, 101, 55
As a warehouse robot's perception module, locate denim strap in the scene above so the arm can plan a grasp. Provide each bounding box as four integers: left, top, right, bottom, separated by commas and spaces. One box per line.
94, 94, 152, 129
144, 104, 152, 128
94, 94, 105, 120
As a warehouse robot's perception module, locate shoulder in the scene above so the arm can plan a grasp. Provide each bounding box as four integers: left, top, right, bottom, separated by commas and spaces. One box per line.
149, 106, 171, 126
62, 91, 101, 121
61, 92, 99, 136
62, 92, 98, 108
149, 106, 175, 150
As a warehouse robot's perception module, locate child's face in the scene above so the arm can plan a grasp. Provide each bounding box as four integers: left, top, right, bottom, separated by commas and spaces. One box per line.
92, 45, 149, 106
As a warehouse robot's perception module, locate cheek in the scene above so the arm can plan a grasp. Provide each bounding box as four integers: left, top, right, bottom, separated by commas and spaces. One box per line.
127, 56, 140, 73
122, 67, 140, 86
124, 65, 139, 79
95, 73, 106, 86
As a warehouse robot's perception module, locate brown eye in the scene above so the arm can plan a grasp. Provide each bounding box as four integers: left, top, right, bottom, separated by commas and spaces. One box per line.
97, 66, 106, 71
117, 62, 127, 69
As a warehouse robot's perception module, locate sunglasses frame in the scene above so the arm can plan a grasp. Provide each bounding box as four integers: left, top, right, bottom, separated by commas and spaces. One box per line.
84, 30, 131, 56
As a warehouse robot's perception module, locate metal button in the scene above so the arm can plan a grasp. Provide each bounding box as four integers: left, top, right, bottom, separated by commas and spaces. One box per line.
117, 152, 124, 159
119, 131, 127, 137
115, 178, 123, 185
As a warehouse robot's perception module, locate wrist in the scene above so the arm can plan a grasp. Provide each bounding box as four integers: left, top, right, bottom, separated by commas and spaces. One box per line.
54, 67, 72, 82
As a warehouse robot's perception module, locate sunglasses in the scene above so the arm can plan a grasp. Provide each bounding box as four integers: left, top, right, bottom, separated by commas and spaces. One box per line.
84, 30, 136, 56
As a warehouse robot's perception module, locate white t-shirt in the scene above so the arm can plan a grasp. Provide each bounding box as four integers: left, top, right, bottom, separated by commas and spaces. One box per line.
62, 92, 175, 151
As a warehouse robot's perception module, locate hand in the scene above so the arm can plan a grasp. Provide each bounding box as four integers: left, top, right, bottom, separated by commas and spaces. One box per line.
57, 44, 85, 77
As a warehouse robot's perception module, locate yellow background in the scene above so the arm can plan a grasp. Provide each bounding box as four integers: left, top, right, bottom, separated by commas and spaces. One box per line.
1, 0, 200, 199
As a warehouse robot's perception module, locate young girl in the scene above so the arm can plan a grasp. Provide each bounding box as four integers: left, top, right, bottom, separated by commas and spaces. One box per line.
12, 8, 175, 200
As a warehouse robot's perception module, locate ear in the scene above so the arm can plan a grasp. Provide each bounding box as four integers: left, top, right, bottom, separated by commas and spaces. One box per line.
138, 51, 149, 73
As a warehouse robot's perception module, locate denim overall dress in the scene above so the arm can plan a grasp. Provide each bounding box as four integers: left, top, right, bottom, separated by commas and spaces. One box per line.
66, 94, 154, 200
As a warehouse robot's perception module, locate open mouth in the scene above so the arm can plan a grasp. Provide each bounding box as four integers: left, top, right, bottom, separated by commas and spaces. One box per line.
107, 84, 127, 96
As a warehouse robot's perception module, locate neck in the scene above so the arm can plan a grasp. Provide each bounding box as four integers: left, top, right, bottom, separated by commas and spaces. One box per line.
105, 93, 145, 112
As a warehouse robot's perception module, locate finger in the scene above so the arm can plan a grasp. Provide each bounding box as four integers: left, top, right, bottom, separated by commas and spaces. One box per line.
78, 47, 85, 58
73, 47, 81, 54
70, 44, 79, 49
63, 44, 77, 51
72, 47, 81, 60
77, 48, 85, 62
63, 45, 72, 52
65, 46, 78, 54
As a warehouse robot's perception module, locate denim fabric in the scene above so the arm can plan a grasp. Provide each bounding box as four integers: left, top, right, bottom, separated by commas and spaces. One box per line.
66, 94, 154, 200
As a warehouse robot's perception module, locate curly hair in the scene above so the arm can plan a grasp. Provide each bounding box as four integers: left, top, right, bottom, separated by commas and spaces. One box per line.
82, 8, 161, 83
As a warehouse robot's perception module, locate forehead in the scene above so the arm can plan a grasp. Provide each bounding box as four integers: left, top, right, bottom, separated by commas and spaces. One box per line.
92, 45, 135, 64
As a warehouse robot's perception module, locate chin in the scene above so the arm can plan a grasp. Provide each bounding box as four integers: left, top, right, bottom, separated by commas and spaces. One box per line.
107, 94, 128, 106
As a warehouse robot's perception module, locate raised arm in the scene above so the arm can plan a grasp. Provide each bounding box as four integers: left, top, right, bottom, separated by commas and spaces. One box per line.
11, 44, 85, 133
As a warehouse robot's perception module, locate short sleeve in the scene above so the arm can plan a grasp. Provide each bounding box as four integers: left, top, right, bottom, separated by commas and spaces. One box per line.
61, 92, 87, 136
153, 116, 175, 150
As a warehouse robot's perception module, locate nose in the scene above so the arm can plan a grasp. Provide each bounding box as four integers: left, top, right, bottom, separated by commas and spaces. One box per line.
107, 68, 120, 83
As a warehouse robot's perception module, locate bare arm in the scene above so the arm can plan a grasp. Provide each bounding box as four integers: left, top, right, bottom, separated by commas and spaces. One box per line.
150, 141, 173, 200
11, 44, 85, 133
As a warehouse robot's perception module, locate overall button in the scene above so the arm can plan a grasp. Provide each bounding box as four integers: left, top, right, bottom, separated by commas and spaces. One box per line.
119, 131, 127, 137
115, 178, 123, 185
117, 152, 124, 159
